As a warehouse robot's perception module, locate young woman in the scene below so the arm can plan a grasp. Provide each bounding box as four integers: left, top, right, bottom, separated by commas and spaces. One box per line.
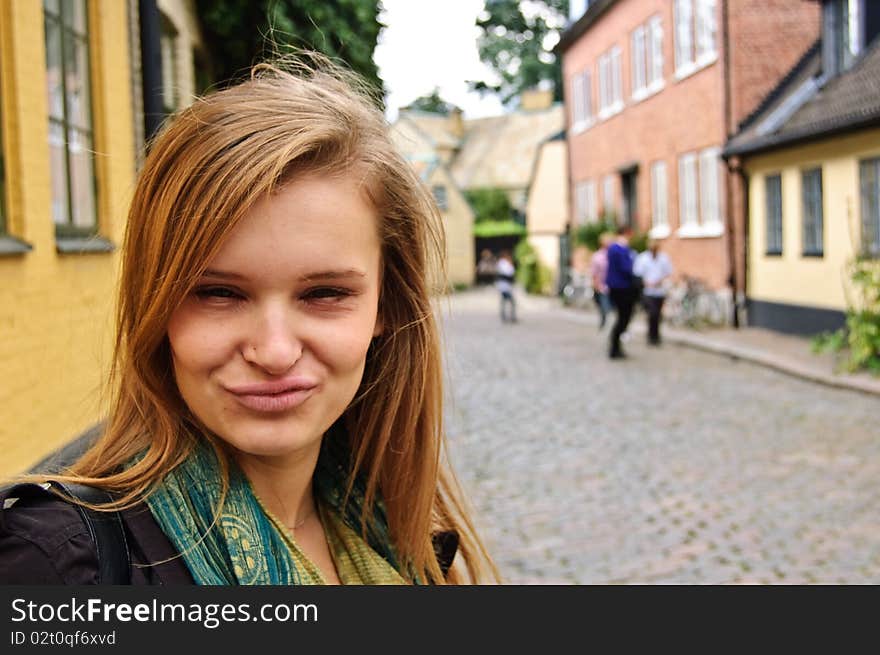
0, 57, 495, 585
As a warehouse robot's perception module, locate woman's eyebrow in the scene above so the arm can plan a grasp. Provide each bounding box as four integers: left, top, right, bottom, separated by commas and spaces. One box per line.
300, 269, 367, 281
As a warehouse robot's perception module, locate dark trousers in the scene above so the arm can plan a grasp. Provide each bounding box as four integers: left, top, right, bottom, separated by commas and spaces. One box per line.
643, 295, 665, 344
608, 287, 637, 356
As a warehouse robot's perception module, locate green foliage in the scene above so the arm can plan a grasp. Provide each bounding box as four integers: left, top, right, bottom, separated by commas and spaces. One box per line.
572, 218, 615, 251
196, 0, 383, 92
473, 220, 527, 237
403, 88, 459, 115
629, 230, 649, 254
465, 188, 513, 223
811, 258, 880, 375
470, 0, 569, 104
514, 239, 552, 294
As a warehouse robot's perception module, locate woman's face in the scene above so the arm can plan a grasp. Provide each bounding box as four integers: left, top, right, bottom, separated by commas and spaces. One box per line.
167, 171, 383, 465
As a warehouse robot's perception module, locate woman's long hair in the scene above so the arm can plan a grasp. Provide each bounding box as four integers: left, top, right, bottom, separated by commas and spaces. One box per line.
41, 55, 495, 584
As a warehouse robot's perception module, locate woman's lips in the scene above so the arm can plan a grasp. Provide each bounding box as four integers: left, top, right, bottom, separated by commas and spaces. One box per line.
224, 378, 317, 413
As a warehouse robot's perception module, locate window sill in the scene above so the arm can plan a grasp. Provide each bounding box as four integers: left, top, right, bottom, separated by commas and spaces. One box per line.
649, 225, 670, 239
631, 80, 664, 104
676, 222, 724, 238
674, 53, 717, 83
571, 118, 595, 135
56, 236, 116, 254
0, 235, 34, 256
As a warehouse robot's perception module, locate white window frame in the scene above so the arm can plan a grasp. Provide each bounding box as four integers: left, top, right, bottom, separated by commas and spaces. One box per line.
571, 69, 593, 133
650, 161, 669, 238
598, 46, 623, 119
648, 16, 664, 92
677, 147, 724, 238
631, 26, 647, 100
574, 180, 598, 224
602, 174, 616, 217
674, 0, 717, 81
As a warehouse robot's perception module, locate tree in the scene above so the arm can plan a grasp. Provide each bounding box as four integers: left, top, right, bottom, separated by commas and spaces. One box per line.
470, 0, 569, 105
402, 88, 460, 115
196, 0, 384, 93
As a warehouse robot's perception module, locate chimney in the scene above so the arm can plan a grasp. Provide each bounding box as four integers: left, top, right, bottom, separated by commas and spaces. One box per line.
520, 88, 553, 111
448, 106, 465, 138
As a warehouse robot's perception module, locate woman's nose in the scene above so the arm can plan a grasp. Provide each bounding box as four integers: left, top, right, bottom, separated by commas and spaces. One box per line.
242, 307, 302, 375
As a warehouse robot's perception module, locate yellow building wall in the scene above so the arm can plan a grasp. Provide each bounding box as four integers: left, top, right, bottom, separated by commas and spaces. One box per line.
0, 0, 135, 476
746, 128, 880, 311
430, 166, 475, 287
526, 139, 568, 292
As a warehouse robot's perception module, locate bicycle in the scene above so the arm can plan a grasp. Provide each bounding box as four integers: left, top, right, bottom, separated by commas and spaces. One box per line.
666, 275, 727, 328
561, 271, 593, 310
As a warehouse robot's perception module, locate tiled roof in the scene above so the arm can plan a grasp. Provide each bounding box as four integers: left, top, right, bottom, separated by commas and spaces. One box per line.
725, 37, 880, 157
451, 105, 565, 190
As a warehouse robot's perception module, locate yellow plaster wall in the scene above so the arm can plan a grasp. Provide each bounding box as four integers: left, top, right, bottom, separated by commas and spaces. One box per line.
0, 0, 134, 476
746, 129, 880, 311
430, 166, 475, 287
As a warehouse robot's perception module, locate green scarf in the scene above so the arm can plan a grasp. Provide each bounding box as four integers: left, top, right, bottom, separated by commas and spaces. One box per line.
144, 424, 406, 585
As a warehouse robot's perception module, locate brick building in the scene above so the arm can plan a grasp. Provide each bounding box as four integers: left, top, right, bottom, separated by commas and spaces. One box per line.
558, 0, 820, 320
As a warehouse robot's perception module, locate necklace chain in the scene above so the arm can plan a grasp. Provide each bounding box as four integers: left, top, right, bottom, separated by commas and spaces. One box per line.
288, 506, 315, 531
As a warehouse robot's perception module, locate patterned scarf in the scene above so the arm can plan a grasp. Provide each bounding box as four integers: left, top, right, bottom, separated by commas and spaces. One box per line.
144, 425, 406, 585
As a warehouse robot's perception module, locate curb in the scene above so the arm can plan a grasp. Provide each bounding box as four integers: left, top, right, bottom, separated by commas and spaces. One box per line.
550, 300, 880, 398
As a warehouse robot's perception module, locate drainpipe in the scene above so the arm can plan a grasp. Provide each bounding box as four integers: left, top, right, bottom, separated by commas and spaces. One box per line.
721, 0, 740, 327
139, 0, 164, 145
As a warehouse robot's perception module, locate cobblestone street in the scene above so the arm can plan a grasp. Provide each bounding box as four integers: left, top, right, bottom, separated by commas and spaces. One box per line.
439, 288, 880, 584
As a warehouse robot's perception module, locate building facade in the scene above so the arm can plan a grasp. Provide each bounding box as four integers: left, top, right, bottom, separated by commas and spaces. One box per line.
725, 0, 880, 335
559, 0, 820, 319
0, 0, 136, 476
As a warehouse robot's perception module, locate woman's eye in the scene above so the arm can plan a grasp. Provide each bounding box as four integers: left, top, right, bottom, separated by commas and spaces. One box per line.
303, 287, 352, 301
194, 286, 241, 301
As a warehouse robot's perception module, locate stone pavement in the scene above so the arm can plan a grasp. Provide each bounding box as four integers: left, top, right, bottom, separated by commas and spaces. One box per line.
438, 286, 880, 584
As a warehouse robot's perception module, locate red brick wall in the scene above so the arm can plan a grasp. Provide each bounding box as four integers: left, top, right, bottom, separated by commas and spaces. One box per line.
562, 0, 821, 293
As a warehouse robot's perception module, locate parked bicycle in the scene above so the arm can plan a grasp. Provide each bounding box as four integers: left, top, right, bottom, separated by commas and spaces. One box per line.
666, 275, 727, 328
561, 270, 593, 309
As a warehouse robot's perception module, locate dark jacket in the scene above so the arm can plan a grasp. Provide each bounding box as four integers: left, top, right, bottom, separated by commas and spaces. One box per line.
0, 486, 458, 584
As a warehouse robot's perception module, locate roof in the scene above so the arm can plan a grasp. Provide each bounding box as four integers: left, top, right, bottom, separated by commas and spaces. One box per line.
450, 105, 565, 190
725, 37, 880, 158
396, 111, 461, 150
556, 0, 618, 54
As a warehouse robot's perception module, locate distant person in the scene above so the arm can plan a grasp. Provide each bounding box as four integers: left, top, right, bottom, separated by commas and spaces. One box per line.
634, 239, 673, 346
605, 226, 637, 359
589, 232, 614, 330
476, 248, 497, 285
496, 250, 517, 323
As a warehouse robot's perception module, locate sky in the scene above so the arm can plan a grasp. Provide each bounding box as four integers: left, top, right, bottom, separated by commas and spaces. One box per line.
373, 0, 504, 121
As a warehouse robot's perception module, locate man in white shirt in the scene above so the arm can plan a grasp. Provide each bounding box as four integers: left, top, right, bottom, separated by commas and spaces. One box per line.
633, 240, 673, 345
495, 250, 517, 323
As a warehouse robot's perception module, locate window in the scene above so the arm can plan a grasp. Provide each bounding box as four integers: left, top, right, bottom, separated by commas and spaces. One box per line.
632, 16, 664, 100
44, 0, 97, 236
571, 69, 593, 131
801, 168, 824, 256
699, 147, 720, 227
574, 180, 597, 224
677, 148, 722, 236
650, 161, 668, 235
678, 153, 698, 229
674, 0, 716, 78
824, 0, 862, 76
602, 174, 615, 216
860, 158, 880, 258
765, 174, 783, 255
598, 46, 622, 118
160, 13, 179, 113
432, 185, 448, 211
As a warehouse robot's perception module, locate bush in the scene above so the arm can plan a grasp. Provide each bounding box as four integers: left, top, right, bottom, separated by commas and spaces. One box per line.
514, 239, 552, 295
464, 188, 514, 224
572, 217, 615, 252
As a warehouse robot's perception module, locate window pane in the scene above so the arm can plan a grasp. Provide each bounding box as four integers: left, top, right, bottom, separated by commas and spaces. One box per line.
860, 159, 880, 257
765, 175, 782, 254
65, 36, 92, 130
571, 73, 584, 124
679, 155, 698, 227
675, 0, 693, 69
802, 169, 823, 254
699, 149, 719, 225
582, 72, 592, 121
43, 0, 60, 18
48, 122, 70, 226
45, 16, 65, 120
652, 162, 667, 228
64, 0, 88, 35
632, 27, 646, 94
649, 17, 664, 85
69, 130, 96, 230
696, 0, 717, 59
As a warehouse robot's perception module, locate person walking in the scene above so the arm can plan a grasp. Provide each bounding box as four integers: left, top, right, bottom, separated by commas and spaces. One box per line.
634, 239, 673, 346
589, 232, 614, 329
496, 250, 517, 323
606, 227, 637, 359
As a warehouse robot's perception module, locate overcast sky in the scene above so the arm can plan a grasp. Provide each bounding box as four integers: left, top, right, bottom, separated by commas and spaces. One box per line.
374, 0, 504, 121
